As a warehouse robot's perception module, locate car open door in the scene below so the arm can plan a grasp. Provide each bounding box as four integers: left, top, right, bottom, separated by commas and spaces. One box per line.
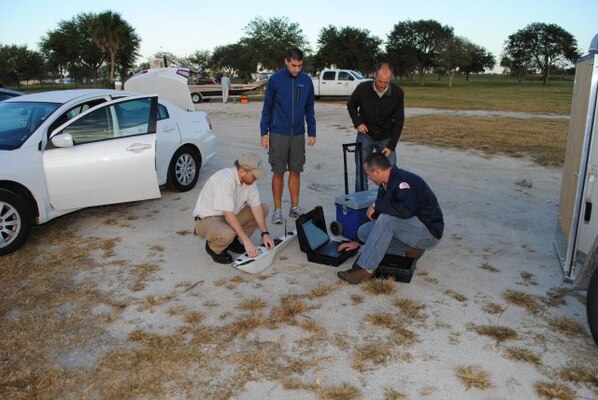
43, 95, 161, 211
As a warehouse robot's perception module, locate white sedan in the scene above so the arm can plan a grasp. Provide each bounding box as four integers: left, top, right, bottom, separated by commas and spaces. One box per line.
0, 88, 216, 255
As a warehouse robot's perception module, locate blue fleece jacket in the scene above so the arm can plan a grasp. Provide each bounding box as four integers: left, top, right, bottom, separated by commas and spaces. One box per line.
375, 166, 444, 240
260, 68, 316, 137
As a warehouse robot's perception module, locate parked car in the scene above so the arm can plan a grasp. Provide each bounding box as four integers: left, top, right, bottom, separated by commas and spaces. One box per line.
0, 87, 24, 101
0, 88, 217, 255
311, 69, 370, 98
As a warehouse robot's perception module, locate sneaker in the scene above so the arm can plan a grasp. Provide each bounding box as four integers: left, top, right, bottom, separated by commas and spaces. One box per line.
289, 206, 304, 219
205, 242, 233, 264
337, 265, 375, 284
226, 237, 246, 254
272, 208, 283, 224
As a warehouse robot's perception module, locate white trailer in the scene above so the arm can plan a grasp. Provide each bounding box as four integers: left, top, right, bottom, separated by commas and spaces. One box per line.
554, 34, 598, 344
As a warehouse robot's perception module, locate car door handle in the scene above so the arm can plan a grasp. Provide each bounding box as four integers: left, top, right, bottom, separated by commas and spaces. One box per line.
163, 126, 177, 133
125, 143, 152, 153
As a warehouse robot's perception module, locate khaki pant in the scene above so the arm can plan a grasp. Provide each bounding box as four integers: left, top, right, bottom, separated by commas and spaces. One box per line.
194, 204, 269, 254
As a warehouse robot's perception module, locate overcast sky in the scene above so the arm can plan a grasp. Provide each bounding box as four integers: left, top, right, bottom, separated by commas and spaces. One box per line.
3, 0, 597, 70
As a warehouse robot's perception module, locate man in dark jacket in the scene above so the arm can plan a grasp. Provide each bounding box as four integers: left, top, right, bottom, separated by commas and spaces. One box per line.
337, 153, 443, 284
260, 48, 316, 224
347, 62, 404, 191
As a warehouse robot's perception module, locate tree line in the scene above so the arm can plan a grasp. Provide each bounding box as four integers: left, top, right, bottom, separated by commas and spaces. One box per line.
0, 13, 581, 88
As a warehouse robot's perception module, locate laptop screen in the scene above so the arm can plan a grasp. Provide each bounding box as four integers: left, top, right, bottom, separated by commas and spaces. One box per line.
302, 220, 329, 250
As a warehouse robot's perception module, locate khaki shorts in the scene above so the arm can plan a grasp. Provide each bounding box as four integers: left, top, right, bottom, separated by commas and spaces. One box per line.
268, 132, 306, 173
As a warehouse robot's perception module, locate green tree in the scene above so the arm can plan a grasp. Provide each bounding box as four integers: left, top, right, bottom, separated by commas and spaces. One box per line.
187, 50, 211, 72
0, 45, 45, 87
460, 41, 495, 80
437, 37, 470, 88
386, 19, 454, 85
115, 27, 141, 85
314, 26, 381, 73
241, 17, 308, 71
210, 43, 255, 79
39, 22, 79, 84
90, 11, 135, 86
503, 22, 579, 85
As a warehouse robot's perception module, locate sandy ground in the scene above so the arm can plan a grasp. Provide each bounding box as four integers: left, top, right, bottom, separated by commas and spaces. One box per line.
60, 101, 598, 398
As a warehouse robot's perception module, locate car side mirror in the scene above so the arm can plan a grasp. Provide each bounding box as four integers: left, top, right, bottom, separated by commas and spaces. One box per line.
51, 132, 74, 148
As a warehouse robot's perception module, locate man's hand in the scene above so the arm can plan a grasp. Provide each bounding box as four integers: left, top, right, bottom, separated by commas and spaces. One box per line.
260, 135, 269, 149
366, 205, 377, 220
356, 123, 368, 134
262, 234, 275, 250
381, 147, 393, 157
244, 241, 260, 258
338, 241, 360, 252
307, 136, 316, 146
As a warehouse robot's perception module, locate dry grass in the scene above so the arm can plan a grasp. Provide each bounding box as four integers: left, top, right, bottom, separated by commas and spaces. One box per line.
384, 387, 408, 400
503, 289, 540, 313
455, 365, 493, 390
362, 277, 397, 295
402, 116, 568, 167
534, 382, 576, 400
351, 294, 364, 304
479, 262, 500, 272
308, 283, 339, 299
482, 303, 506, 314
227, 313, 268, 337
365, 312, 419, 346
559, 365, 598, 389
520, 271, 539, 286
237, 297, 267, 312
472, 324, 519, 344
318, 382, 361, 400
504, 346, 542, 366
549, 317, 586, 336
392, 298, 427, 322
445, 289, 468, 302
271, 294, 308, 324
352, 341, 395, 371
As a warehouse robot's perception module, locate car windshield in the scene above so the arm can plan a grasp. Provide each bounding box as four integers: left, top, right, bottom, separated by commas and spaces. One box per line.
350, 71, 364, 80
0, 101, 61, 150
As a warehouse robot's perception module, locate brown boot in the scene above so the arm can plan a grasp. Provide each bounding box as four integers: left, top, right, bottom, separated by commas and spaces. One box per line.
338, 265, 375, 284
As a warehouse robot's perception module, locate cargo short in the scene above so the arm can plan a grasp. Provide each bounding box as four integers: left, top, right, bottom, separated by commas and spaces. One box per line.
268, 132, 306, 173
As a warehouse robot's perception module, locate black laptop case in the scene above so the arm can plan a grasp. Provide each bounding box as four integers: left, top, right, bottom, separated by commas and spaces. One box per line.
296, 206, 358, 267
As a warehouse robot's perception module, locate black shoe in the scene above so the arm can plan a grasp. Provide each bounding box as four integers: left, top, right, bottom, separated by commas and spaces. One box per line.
227, 237, 246, 254
205, 242, 233, 264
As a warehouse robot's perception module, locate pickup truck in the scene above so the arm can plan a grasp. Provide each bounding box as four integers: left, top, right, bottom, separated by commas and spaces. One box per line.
311, 69, 370, 98
554, 34, 598, 345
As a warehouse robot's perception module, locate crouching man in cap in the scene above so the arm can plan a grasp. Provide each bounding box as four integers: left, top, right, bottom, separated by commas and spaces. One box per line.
337, 152, 444, 283
193, 153, 275, 264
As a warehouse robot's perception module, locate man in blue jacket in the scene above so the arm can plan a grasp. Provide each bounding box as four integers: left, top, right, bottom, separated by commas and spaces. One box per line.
337, 153, 444, 284
260, 48, 316, 224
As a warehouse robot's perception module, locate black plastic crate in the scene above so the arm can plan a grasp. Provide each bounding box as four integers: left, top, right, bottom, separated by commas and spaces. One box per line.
375, 254, 417, 283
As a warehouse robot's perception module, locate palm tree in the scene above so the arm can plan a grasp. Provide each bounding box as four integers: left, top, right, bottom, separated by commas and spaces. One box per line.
90, 11, 129, 86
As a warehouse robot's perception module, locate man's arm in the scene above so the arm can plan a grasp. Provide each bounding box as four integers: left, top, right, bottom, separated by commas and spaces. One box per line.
250, 204, 274, 249
386, 86, 405, 151
305, 77, 316, 139
347, 84, 364, 128
260, 77, 275, 137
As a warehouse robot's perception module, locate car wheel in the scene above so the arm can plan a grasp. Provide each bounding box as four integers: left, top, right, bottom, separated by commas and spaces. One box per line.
168, 146, 201, 192
191, 92, 202, 104
586, 240, 598, 345
0, 188, 32, 256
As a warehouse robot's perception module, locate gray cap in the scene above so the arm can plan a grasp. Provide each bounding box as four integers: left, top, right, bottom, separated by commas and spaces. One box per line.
238, 153, 266, 179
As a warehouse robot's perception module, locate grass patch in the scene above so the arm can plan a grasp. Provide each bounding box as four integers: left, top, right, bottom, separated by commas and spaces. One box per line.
445, 289, 468, 302
308, 283, 338, 299
271, 294, 308, 324
503, 289, 540, 313
504, 346, 542, 366
237, 297, 267, 312
362, 277, 397, 295
482, 303, 506, 314
402, 116, 567, 167
365, 312, 418, 346
352, 341, 395, 371
392, 298, 427, 322
479, 262, 500, 272
227, 313, 268, 337
472, 324, 519, 344
549, 317, 586, 336
559, 365, 598, 389
384, 387, 408, 400
455, 365, 493, 390
534, 382, 575, 400
319, 382, 361, 400
350, 294, 364, 304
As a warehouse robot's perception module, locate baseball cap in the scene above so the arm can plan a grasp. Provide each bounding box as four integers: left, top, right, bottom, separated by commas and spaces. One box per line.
238, 153, 266, 179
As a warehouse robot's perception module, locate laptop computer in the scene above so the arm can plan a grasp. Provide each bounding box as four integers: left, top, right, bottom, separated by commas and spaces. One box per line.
296, 206, 358, 266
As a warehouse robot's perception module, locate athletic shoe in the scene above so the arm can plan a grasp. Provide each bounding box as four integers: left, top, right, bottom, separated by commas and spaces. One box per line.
289, 206, 304, 219
337, 265, 375, 284
227, 237, 246, 254
272, 208, 283, 224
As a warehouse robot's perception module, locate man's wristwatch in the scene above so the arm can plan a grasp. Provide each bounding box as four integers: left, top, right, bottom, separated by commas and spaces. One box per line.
261, 231, 270, 237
